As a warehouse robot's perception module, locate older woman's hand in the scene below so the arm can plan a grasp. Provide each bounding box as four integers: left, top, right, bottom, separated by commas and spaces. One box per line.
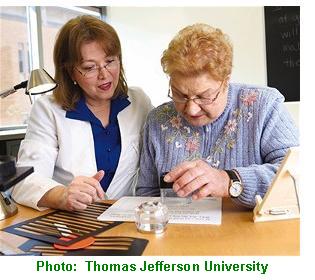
38, 170, 106, 211
164, 160, 230, 200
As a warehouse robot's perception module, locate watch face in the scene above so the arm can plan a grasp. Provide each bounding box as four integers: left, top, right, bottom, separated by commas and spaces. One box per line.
229, 182, 243, 197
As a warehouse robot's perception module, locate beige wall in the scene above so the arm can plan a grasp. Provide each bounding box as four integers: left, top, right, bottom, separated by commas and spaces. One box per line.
284, 101, 299, 126
107, 7, 267, 106
107, 6, 299, 126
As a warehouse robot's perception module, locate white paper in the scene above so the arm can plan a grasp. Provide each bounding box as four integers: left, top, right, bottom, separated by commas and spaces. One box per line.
97, 196, 222, 225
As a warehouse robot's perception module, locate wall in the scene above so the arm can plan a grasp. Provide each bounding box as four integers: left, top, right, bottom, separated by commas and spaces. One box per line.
107, 7, 299, 126
284, 101, 299, 126
107, 7, 266, 106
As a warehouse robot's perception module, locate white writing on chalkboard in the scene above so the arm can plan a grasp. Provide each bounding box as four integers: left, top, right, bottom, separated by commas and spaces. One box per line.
283, 57, 300, 68
265, 6, 300, 101
280, 26, 299, 39
278, 12, 300, 69
283, 42, 299, 52
279, 12, 300, 70
278, 13, 300, 24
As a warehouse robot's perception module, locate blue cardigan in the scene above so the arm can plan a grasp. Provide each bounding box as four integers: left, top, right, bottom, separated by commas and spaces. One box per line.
136, 83, 299, 208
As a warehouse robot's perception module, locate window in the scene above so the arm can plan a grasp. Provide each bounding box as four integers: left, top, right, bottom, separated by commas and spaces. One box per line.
18, 42, 30, 80
41, 6, 102, 77
0, 6, 103, 128
18, 44, 24, 73
0, 7, 30, 127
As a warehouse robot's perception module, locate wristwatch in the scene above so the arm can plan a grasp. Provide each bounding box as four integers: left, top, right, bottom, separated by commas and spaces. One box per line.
225, 169, 243, 198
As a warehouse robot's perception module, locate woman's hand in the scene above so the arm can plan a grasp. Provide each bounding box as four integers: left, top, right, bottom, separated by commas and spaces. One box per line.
164, 160, 230, 200
38, 170, 106, 211
61, 170, 105, 210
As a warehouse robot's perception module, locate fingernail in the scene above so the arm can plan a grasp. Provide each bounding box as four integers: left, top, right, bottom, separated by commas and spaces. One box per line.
173, 183, 179, 192
164, 175, 170, 182
177, 190, 185, 197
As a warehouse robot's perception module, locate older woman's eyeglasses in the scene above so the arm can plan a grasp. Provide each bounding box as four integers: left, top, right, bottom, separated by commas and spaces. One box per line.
168, 81, 223, 105
75, 58, 119, 78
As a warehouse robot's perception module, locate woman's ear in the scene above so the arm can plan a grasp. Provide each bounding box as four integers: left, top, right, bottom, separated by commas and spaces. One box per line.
67, 65, 76, 82
224, 75, 231, 84
222, 75, 231, 90
69, 70, 75, 82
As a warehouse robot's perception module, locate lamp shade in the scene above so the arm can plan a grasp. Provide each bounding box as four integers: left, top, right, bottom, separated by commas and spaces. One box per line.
26, 69, 57, 94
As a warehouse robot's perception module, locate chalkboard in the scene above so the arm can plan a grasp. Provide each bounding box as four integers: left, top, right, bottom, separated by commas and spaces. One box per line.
264, 6, 300, 102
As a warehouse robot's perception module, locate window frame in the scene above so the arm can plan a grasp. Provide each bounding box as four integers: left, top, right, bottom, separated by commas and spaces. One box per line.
0, 6, 105, 131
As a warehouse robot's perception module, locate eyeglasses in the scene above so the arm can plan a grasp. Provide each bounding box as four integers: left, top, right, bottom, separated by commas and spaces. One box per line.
75, 58, 119, 78
168, 80, 224, 105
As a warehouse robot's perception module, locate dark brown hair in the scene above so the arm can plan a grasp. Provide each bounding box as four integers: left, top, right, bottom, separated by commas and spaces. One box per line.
53, 15, 128, 110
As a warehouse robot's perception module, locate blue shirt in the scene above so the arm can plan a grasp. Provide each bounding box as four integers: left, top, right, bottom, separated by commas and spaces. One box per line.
66, 96, 130, 191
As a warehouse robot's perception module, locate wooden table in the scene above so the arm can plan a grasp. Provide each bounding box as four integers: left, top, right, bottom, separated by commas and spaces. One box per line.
0, 199, 299, 255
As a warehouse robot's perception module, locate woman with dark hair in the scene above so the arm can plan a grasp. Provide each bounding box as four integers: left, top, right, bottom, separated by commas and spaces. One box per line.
12, 15, 152, 211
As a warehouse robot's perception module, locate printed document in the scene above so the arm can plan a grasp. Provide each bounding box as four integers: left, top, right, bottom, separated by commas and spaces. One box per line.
97, 196, 222, 225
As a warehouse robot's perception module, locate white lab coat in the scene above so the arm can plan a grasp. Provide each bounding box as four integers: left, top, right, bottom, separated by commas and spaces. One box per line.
11, 87, 152, 210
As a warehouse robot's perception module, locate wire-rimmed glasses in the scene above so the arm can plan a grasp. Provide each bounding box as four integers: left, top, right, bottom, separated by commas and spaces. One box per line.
168, 80, 224, 105
75, 57, 120, 78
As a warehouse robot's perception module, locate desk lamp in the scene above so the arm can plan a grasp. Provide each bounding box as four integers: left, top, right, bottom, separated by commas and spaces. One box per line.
0, 69, 57, 220
0, 68, 57, 103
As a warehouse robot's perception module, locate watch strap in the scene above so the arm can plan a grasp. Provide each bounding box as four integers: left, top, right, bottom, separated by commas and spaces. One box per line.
225, 169, 240, 182
225, 169, 243, 198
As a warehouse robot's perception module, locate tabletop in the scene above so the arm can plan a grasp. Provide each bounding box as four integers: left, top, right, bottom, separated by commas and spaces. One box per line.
0, 198, 299, 256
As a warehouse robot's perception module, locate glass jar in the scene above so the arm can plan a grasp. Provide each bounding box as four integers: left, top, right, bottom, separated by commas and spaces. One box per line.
134, 201, 169, 234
